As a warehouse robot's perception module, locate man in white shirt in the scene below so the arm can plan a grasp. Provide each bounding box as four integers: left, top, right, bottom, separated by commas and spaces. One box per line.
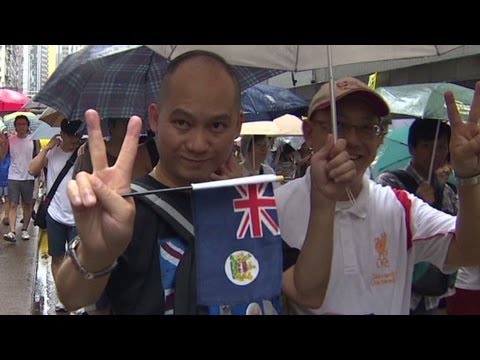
0, 115, 39, 242
275, 77, 480, 314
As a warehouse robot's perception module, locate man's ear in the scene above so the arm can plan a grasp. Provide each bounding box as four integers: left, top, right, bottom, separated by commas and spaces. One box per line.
148, 103, 160, 133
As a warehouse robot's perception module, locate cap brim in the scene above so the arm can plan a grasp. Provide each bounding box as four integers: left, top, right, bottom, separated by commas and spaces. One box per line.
311, 89, 390, 118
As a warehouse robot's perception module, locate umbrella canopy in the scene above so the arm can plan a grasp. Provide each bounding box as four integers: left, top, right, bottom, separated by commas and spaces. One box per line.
0, 89, 30, 112
371, 126, 411, 178
272, 114, 303, 136
376, 83, 474, 120
30, 122, 60, 140
39, 107, 67, 127
3, 112, 41, 134
147, 45, 461, 72
272, 136, 305, 151
242, 84, 308, 121
240, 121, 280, 136
34, 45, 283, 125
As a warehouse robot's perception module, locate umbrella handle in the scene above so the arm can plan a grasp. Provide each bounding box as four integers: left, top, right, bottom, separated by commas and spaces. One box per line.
327, 45, 338, 143
427, 120, 441, 184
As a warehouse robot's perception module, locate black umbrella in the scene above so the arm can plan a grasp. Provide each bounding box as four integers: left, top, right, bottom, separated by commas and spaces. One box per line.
241, 84, 308, 122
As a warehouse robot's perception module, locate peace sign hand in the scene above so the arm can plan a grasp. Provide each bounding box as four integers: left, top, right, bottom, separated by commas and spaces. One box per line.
67, 110, 142, 268
445, 81, 480, 178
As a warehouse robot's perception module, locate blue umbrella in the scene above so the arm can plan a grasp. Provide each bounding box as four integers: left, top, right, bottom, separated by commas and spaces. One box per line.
242, 84, 308, 122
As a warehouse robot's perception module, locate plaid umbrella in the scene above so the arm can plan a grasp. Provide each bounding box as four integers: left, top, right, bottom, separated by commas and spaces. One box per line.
34, 45, 283, 125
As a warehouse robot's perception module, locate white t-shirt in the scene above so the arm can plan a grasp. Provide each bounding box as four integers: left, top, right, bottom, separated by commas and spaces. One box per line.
275, 168, 456, 315
46, 146, 76, 226
455, 266, 480, 290
8, 135, 35, 181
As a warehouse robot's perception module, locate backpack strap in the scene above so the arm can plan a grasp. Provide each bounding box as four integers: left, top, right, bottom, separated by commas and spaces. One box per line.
130, 183, 194, 241
130, 179, 198, 315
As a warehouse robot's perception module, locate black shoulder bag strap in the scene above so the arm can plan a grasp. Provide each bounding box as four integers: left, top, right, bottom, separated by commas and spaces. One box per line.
390, 169, 444, 211
389, 169, 419, 194
130, 181, 198, 315
44, 149, 79, 205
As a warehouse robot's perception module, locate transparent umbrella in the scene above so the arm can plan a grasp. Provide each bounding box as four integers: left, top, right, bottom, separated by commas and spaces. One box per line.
147, 45, 461, 71
376, 82, 474, 120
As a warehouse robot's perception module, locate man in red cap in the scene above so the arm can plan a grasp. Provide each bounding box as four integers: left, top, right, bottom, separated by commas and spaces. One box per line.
276, 76, 480, 315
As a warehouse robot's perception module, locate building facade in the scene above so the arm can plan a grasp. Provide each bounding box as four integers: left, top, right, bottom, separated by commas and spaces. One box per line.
0, 45, 23, 91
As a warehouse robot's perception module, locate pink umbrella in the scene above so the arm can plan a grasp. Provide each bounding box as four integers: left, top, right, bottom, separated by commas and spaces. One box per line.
0, 89, 30, 112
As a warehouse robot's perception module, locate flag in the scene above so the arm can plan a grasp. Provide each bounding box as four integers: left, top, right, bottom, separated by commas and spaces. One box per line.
368, 72, 377, 89
193, 181, 283, 308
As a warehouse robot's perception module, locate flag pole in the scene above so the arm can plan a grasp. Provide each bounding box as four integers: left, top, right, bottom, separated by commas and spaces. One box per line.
122, 174, 284, 197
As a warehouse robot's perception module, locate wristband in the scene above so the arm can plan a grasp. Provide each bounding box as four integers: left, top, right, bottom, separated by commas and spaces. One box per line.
455, 173, 480, 187
67, 235, 118, 280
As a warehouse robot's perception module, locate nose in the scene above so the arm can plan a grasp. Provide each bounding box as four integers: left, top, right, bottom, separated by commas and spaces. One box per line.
185, 129, 210, 153
339, 125, 362, 145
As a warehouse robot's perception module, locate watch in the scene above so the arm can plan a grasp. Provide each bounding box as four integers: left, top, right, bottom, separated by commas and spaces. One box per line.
67, 236, 118, 280
455, 173, 480, 187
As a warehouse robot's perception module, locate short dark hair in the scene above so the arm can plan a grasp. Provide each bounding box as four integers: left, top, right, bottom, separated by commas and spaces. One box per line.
158, 50, 241, 110
60, 119, 83, 136
408, 118, 451, 149
14, 115, 30, 128
241, 135, 269, 156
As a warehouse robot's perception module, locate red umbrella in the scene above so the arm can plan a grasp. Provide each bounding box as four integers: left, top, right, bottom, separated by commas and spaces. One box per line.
0, 89, 30, 112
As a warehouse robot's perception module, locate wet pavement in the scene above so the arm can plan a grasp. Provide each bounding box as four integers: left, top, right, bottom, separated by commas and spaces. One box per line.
32, 231, 58, 315
0, 215, 39, 315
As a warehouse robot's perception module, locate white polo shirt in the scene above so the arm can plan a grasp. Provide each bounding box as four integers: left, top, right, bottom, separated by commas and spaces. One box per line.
275, 168, 456, 315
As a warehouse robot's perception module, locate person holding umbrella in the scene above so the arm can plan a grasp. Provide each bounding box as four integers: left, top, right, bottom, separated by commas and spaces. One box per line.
276, 76, 480, 315
239, 135, 275, 176
376, 119, 458, 315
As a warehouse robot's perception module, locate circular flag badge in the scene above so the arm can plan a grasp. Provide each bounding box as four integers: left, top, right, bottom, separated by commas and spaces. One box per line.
225, 250, 259, 286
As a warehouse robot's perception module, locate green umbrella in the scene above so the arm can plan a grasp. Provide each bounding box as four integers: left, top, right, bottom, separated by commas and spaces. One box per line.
371, 126, 410, 178
376, 83, 474, 120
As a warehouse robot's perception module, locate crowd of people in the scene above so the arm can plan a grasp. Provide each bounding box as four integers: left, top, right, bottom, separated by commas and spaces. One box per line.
2, 49, 480, 315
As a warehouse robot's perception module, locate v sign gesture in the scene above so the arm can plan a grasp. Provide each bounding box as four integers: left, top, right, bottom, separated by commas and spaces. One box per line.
68, 110, 142, 265
57, 110, 142, 310
444, 81, 480, 267
445, 82, 480, 178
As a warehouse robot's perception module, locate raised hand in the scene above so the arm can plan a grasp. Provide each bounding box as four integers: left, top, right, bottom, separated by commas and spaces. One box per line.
445, 81, 480, 178
309, 134, 356, 201
210, 152, 244, 181
45, 134, 61, 150
67, 110, 142, 266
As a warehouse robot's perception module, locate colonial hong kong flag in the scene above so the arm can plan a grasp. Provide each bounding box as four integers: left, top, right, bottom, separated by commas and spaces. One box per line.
192, 176, 283, 307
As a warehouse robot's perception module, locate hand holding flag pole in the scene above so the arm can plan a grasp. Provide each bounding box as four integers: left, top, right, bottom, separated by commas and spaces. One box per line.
121, 174, 284, 197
